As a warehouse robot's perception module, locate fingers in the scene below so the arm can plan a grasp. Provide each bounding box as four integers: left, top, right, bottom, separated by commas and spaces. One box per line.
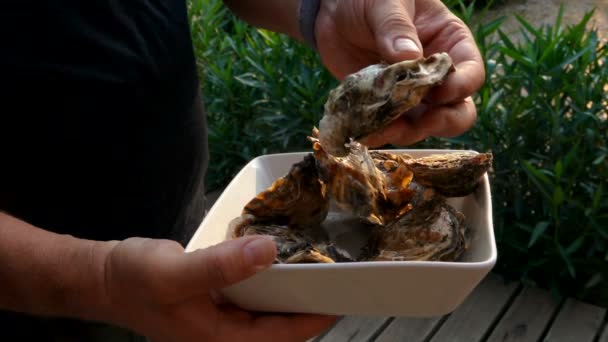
163, 235, 277, 293
415, 2, 485, 104
361, 97, 477, 146
425, 31, 485, 104
367, 0, 422, 62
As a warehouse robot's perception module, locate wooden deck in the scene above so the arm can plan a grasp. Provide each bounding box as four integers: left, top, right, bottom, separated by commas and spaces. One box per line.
312, 273, 608, 342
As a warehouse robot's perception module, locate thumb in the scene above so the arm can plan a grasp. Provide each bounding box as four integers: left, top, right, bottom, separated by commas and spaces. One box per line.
184, 235, 277, 290
367, 0, 422, 62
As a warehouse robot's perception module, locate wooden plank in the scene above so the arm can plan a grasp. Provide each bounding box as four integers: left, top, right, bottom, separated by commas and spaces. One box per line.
375, 316, 443, 342
486, 286, 560, 342
428, 273, 519, 342
543, 298, 606, 342
318, 316, 391, 342
598, 321, 608, 342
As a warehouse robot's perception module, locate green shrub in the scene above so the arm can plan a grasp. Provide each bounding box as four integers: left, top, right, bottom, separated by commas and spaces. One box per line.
188, 0, 337, 191
188, 0, 608, 305
418, 6, 608, 304
473, 8, 608, 304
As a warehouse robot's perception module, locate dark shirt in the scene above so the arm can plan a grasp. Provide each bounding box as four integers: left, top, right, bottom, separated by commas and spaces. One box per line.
0, 0, 208, 338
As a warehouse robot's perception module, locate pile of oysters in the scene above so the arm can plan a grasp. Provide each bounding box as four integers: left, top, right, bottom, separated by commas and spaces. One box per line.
228, 52, 493, 263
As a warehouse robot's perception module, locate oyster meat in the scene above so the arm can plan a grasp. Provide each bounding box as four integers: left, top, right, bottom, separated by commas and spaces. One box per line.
318, 52, 454, 156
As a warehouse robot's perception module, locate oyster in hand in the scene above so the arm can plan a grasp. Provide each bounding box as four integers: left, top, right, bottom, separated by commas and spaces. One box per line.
318, 52, 453, 156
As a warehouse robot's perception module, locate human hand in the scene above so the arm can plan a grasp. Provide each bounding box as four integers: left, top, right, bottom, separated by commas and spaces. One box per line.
315, 0, 485, 146
99, 235, 336, 341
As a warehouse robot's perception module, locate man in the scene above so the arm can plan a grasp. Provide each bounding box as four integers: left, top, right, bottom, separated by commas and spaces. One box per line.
0, 0, 484, 340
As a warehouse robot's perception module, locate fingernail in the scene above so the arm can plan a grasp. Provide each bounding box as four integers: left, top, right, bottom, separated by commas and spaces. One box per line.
393, 38, 421, 54
243, 237, 275, 268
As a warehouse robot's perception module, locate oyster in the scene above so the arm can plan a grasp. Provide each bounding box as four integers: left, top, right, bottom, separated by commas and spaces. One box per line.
318, 52, 454, 156
238, 153, 329, 228
228, 153, 352, 263
403, 152, 493, 197
360, 182, 467, 262
227, 53, 492, 264
308, 128, 414, 226
234, 223, 352, 264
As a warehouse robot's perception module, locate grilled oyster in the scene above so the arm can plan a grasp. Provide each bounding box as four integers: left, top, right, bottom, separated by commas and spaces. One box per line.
233, 223, 353, 264
403, 151, 493, 197
318, 52, 454, 156
238, 153, 329, 228
360, 182, 467, 262
228, 153, 352, 263
308, 129, 414, 226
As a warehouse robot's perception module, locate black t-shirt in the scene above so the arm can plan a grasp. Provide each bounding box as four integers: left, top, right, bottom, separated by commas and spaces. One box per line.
0, 0, 208, 244
0, 0, 208, 337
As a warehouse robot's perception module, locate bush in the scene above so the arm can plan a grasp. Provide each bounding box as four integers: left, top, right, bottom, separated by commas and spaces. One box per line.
463, 7, 608, 305
188, 0, 337, 191
188, 1, 608, 305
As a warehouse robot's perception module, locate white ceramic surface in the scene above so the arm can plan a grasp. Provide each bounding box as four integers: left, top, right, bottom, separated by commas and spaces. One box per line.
185, 150, 497, 317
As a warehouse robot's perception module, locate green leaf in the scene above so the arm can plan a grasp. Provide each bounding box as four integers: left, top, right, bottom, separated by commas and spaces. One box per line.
592, 154, 605, 165
514, 13, 540, 37
554, 160, 563, 180
528, 221, 550, 247
556, 244, 576, 278
566, 236, 585, 254
584, 273, 602, 289
552, 186, 566, 207
592, 184, 604, 209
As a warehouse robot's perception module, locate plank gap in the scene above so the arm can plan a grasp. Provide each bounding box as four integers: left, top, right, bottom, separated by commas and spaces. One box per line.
538, 296, 567, 341
318, 316, 391, 342
309, 316, 345, 342
542, 297, 605, 342
485, 285, 563, 342
428, 273, 520, 342
367, 317, 395, 341
593, 310, 608, 342
422, 315, 450, 342
480, 282, 524, 341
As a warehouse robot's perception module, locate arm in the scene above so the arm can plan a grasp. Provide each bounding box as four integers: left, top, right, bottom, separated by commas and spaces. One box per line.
221, 0, 302, 41
0, 212, 114, 321
0, 211, 334, 340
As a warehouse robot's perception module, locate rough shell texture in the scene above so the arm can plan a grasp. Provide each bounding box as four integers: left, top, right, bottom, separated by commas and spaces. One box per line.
233, 223, 353, 263
403, 151, 493, 197
308, 131, 414, 226
240, 153, 329, 227
360, 182, 467, 262
318, 52, 453, 156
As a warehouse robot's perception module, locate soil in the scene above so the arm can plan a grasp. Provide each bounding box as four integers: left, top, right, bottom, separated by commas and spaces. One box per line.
476, 0, 608, 41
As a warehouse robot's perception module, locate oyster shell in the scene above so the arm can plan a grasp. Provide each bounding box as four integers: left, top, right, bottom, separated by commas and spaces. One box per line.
403, 151, 493, 197
318, 52, 454, 156
239, 153, 329, 228
360, 182, 467, 262
233, 222, 353, 264
307, 130, 415, 226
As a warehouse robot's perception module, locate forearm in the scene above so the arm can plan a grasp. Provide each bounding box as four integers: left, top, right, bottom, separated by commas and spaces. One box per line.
222, 0, 302, 41
0, 212, 116, 322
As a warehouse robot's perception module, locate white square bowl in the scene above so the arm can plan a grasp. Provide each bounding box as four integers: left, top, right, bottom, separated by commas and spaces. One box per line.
185, 149, 497, 317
